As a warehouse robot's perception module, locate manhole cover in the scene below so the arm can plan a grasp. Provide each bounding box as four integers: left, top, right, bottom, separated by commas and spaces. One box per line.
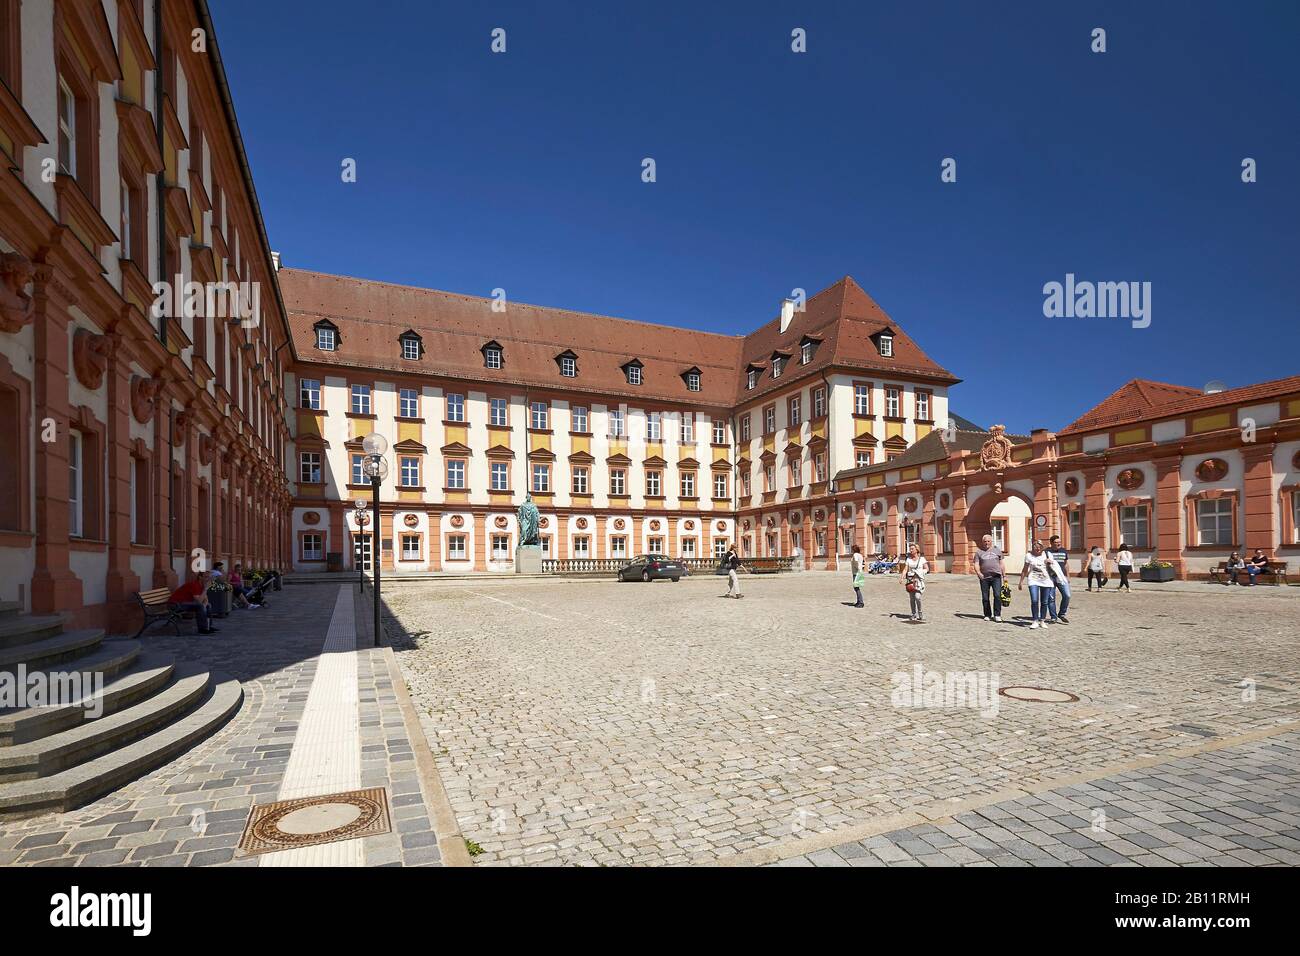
238, 787, 391, 855
998, 686, 1080, 703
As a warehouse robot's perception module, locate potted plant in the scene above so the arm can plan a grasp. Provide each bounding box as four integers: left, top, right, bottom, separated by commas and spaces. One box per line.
207, 577, 233, 617
1139, 558, 1176, 583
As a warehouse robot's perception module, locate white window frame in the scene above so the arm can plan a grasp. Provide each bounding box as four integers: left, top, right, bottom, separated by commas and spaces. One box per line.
351, 454, 365, 486
316, 327, 336, 351
532, 463, 550, 493
572, 467, 589, 495
609, 409, 624, 438
401, 534, 421, 560
611, 536, 627, 558
561, 355, 577, 377
300, 378, 321, 410
879, 334, 893, 357
447, 536, 467, 561
854, 384, 870, 416
58, 76, 76, 177
646, 471, 661, 497
627, 364, 642, 386
299, 452, 321, 484
886, 387, 900, 418
530, 401, 549, 430
350, 384, 371, 415
1195, 498, 1234, 546
446, 459, 466, 489
801, 341, 812, 365
399, 388, 419, 419
686, 372, 700, 391
713, 472, 727, 499
303, 532, 324, 561
812, 387, 826, 419
1119, 505, 1150, 549
68, 430, 83, 537
610, 469, 626, 495
771, 357, 783, 379
401, 337, 420, 360
490, 397, 508, 427
681, 414, 694, 444
916, 391, 930, 421
491, 534, 510, 559
680, 472, 695, 498
399, 456, 420, 488
490, 461, 509, 491
484, 346, 502, 369
446, 393, 465, 423
747, 369, 758, 390
646, 412, 661, 441
572, 406, 588, 433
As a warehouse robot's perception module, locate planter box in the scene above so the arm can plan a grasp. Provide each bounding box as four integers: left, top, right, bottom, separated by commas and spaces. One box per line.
207, 587, 233, 616
1139, 566, 1176, 582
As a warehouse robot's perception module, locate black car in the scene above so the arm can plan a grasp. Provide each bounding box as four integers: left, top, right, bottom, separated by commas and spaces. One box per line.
616, 554, 684, 582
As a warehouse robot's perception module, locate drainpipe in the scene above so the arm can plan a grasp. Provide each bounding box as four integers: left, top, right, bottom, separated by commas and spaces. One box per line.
153, 0, 166, 347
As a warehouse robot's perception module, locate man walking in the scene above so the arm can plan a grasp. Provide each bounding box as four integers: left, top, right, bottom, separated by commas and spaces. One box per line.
971, 533, 1005, 622
1044, 534, 1071, 623
723, 544, 744, 599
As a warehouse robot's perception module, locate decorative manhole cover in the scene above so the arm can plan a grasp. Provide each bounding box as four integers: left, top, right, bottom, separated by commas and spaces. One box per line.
238, 787, 391, 856
998, 686, 1080, 703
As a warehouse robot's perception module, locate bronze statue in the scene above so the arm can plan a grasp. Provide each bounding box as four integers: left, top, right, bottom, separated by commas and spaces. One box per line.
517, 494, 540, 545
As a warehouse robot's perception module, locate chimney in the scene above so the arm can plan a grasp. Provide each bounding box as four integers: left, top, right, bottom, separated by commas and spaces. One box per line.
270, 251, 282, 271
780, 298, 795, 334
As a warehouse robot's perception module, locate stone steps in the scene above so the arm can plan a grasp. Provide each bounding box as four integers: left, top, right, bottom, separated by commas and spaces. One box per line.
0, 674, 243, 818
0, 652, 175, 746
0, 629, 104, 672
0, 614, 66, 650
0, 665, 212, 781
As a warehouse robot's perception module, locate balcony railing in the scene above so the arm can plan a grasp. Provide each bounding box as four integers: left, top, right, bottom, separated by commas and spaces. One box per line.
541, 556, 796, 575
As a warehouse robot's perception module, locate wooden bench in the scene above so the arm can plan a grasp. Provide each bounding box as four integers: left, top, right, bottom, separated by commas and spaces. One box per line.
132, 587, 183, 638
1209, 560, 1288, 586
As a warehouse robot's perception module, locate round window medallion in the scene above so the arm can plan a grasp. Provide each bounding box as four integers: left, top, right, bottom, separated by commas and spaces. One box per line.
767, 517, 776, 528
402, 514, 418, 528
494, 515, 509, 529
743, 519, 750, 530
1195, 458, 1228, 482
938, 493, 950, 509
649, 519, 660, 531
539, 517, 550, 529
1063, 477, 1079, 496
870, 501, 883, 516
813, 509, 824, 521
576, 517, 588, 530
302, 511, 320, 526
684, 519, 695, 531
1117, 468, 1144, 490
904, 496, 918, 513
450, 514, 464, 528
841, 505, 852, 518
790, 511, 802, 524
716, 520, 727, 532
613, 518, 624, 530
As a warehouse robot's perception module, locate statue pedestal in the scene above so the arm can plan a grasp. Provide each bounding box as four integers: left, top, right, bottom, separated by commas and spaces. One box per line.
516, 544, 542, 574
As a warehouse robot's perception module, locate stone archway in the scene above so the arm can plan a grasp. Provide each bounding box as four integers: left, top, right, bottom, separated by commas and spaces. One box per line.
963, 485, 1037, 571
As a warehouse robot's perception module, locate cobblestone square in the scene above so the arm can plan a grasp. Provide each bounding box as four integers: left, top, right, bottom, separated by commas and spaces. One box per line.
383, 573, 1300, 866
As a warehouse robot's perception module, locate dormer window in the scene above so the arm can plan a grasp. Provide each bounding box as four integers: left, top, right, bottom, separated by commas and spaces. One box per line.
747, 369, 758, 390
682, 367, 702, 392
313, 319, 340, 352
801, 341, 813, 365
399, 330, 423, 360
623, 359, 644, 386
555, 350, 578, 377
481, 340, 504, 369
878, 333, 893, 357
771, 356, 784, 379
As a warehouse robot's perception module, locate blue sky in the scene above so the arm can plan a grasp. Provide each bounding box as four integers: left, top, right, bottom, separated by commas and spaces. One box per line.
212, 1, 1299, 434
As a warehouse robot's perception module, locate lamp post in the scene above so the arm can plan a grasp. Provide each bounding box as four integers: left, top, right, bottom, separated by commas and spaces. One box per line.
361, 433, 389, 645
352, 498, 369, 595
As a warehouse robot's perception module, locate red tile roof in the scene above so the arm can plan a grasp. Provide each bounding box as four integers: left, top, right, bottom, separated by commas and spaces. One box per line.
1060, 375, 1300, 435
279, 269, 958, 407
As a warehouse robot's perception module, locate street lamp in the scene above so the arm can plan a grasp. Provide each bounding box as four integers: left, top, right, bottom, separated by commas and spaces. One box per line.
361, 433, 388, 645
352, 498, 369, 594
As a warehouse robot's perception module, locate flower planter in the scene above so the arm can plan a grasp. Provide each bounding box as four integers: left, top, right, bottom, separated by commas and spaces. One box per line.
1139, 566, 1176, 583
207, 587, 233, 617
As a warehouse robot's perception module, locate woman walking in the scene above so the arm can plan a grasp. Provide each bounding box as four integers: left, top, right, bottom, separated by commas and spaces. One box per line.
902, 545, 928, 623
1086, 546, 1106, 591
1115, 543, 1134, 592
850, 545, 865, 607
1018, 541, 1056, 629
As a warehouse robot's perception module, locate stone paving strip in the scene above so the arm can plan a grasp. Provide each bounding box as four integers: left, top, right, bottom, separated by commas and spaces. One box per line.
769, 730, 1300, 866
0, 583, 458, 867
382, 573, 1299, 866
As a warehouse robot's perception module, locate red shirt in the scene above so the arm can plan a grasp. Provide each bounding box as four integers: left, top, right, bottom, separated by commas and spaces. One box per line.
169, 579, 205, 603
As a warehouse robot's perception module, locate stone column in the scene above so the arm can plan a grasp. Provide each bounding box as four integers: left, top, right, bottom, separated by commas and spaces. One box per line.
472, 512, 486, 571
1083, 465, 1108, 552
152, 389, 177, 589
1153, 453, 1187, 577
1242, 444, 1277, 555
886, 497, 899, 558
29, 266, 84, 612
922, 493, 937, 563
103, 329, 140, 628
952, 483, 970, 574
801, 510, 813, 568
596, 515, 607, 559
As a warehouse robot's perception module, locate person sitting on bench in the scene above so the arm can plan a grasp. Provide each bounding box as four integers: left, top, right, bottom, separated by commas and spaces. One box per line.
169, 570, 219, 635
1222, 552, 1245, 585
1246, 550, 1270, 586
229, 564, 263, 609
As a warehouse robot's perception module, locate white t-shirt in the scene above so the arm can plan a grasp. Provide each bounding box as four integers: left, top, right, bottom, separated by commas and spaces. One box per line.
1022, 552, 1055, 587
1088, 551, 1103, 571
1116, 550, 1133, 567
851, 553, 864, 574
904, 556, 928, 591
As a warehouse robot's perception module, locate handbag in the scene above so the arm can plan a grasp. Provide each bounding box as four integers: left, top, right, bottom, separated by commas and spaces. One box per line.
852, 571, 865, 588
999, 582, 1012, 604
906, 580, 917, 593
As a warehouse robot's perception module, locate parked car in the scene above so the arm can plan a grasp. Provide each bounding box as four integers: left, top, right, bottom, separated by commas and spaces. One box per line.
616, 554, 683, 582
